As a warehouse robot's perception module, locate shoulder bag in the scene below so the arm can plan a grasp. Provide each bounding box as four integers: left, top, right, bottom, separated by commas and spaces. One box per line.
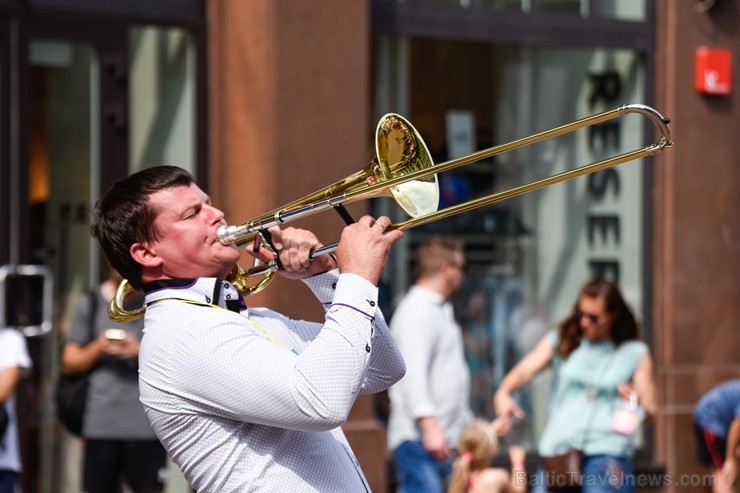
0, 402, 8, 449
54, 290, 97, 436
540, 349, 616, 490
541, 449, 584, 490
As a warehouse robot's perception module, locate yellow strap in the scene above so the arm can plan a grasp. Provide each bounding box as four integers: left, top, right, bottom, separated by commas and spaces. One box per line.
149, 298, 281, 346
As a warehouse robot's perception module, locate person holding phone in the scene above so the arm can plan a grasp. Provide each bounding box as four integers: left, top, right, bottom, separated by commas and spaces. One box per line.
61, 260, 168, 493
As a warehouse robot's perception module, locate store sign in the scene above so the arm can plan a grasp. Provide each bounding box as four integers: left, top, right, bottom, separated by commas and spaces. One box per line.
695, 46, 732, 96
585, 71, 626, 283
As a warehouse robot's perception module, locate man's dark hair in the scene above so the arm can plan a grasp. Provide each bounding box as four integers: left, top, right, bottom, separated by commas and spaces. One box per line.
90, 166, 194, 289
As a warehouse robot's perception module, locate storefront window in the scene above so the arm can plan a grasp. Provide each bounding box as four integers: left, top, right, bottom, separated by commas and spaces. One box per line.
540, 0, 583, 14
377, 0, 646, 20
373, 36, 646, 449
129, 26, 196, 176
28, 40, 97, 294
602, 0, 646, 21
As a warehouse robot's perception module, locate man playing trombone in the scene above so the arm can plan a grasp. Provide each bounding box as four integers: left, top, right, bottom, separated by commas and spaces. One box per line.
90, 165, 406, 492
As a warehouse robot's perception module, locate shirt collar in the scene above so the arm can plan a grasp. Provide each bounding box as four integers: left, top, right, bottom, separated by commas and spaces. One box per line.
409, 284, 446, 305
142, 278, 247, 314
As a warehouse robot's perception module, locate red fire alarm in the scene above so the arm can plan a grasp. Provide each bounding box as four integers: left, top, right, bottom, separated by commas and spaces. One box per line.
695, 46, 733, 95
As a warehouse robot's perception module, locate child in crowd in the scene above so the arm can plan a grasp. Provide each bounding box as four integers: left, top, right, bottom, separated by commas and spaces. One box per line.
448, 419, 527, 493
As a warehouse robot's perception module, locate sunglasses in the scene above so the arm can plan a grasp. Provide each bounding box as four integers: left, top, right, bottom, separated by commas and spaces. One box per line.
576, 310, 602, 324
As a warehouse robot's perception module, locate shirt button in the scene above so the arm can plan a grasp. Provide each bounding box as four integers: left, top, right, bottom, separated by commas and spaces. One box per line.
226, 294, 232, 300
331, 283, 337, 289
205, 296, 211, 303
367, 300, 376, 307
365, 343, 371, 353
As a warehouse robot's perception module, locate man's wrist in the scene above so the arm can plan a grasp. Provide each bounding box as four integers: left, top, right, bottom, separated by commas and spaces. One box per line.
417, 416, 439, 432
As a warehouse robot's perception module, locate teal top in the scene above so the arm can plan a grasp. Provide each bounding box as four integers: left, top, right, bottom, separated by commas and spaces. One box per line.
538, 330, 647, 458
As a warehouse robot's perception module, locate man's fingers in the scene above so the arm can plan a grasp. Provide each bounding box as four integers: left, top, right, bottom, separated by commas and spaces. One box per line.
267, 226, 283, 250
373, 216, 392, 231
280, 237, 317, 271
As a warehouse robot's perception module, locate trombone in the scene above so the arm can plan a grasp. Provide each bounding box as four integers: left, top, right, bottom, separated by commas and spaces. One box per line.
110, 103, 672, 322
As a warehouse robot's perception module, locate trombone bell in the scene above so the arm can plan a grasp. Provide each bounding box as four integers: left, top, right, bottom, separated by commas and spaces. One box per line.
376, 113, 439, 217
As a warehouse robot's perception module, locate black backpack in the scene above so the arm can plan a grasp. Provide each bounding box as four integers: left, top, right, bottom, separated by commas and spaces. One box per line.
0, 402, 8, 449
54, 290, 97, 436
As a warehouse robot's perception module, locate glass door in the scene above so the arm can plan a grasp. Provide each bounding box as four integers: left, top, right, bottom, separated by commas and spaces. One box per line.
27, 38, 99, 493
12, 19, 128, 492
28, 39, 99, 299
16, 20, 197, 493
0, 9, 201, 491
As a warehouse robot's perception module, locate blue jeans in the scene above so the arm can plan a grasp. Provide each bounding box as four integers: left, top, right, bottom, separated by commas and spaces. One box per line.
392, 440, 453, 493
532, 456, 634, 493
0, 470, 17, 493
582, 455, 634, 493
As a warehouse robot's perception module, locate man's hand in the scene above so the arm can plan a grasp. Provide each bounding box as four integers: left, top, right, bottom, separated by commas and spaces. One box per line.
98, 330, 140, 360
335, 215, 403, 285
418, 416, 450, 460
272, 226, 338, 280
245, 226, 338, 280
243, 215, 402, 284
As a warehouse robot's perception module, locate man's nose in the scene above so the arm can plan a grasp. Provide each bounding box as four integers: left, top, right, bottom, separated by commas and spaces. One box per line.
206, 203, 225, 221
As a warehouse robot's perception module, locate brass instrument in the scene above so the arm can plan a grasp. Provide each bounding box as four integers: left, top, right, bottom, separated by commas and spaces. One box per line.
110, 104, 672, 322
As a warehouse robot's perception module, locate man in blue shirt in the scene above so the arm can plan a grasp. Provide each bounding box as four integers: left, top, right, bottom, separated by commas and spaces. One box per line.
693, 379, 740, 493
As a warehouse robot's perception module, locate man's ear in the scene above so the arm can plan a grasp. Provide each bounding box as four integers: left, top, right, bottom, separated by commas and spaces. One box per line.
130, 242, 162, 268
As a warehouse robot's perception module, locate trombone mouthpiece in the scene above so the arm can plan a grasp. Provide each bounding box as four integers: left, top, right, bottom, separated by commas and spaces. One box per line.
217, 224, 237, 245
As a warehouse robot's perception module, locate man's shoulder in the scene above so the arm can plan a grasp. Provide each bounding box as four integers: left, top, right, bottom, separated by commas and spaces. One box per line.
392, 288, 435, 316
397, 285, 441, 304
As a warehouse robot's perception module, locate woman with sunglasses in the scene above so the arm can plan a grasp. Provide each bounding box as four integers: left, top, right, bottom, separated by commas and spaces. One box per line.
493, 278, 658, 493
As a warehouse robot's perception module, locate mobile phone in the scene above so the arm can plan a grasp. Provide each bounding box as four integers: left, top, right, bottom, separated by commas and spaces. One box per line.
104, 328, 126, 341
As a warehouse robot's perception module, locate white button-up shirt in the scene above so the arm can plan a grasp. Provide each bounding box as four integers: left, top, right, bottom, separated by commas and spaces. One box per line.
387, 285, 472, 452
138, 271, 405, 492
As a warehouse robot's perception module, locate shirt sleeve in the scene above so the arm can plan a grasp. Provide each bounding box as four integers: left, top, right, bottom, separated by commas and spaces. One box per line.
167, 272, 404, 432
388, 299, 439, 419
302, 270, 406, 395
0, 330, 32, 372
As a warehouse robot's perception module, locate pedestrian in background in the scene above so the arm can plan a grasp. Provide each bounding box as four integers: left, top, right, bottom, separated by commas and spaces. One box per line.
0, 327, 32, 493
387, 235, 472, 493
61, 260, 167, 493
693, 379, 740, 493
494, 278, 657, 493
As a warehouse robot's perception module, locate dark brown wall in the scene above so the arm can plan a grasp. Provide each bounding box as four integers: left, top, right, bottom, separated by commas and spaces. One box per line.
653, 1, 740, 491
206, 1, 389, 491
207, 0, 370, 319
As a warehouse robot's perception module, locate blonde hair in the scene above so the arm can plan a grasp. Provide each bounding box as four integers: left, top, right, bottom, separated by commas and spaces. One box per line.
448, 420, 498, 493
